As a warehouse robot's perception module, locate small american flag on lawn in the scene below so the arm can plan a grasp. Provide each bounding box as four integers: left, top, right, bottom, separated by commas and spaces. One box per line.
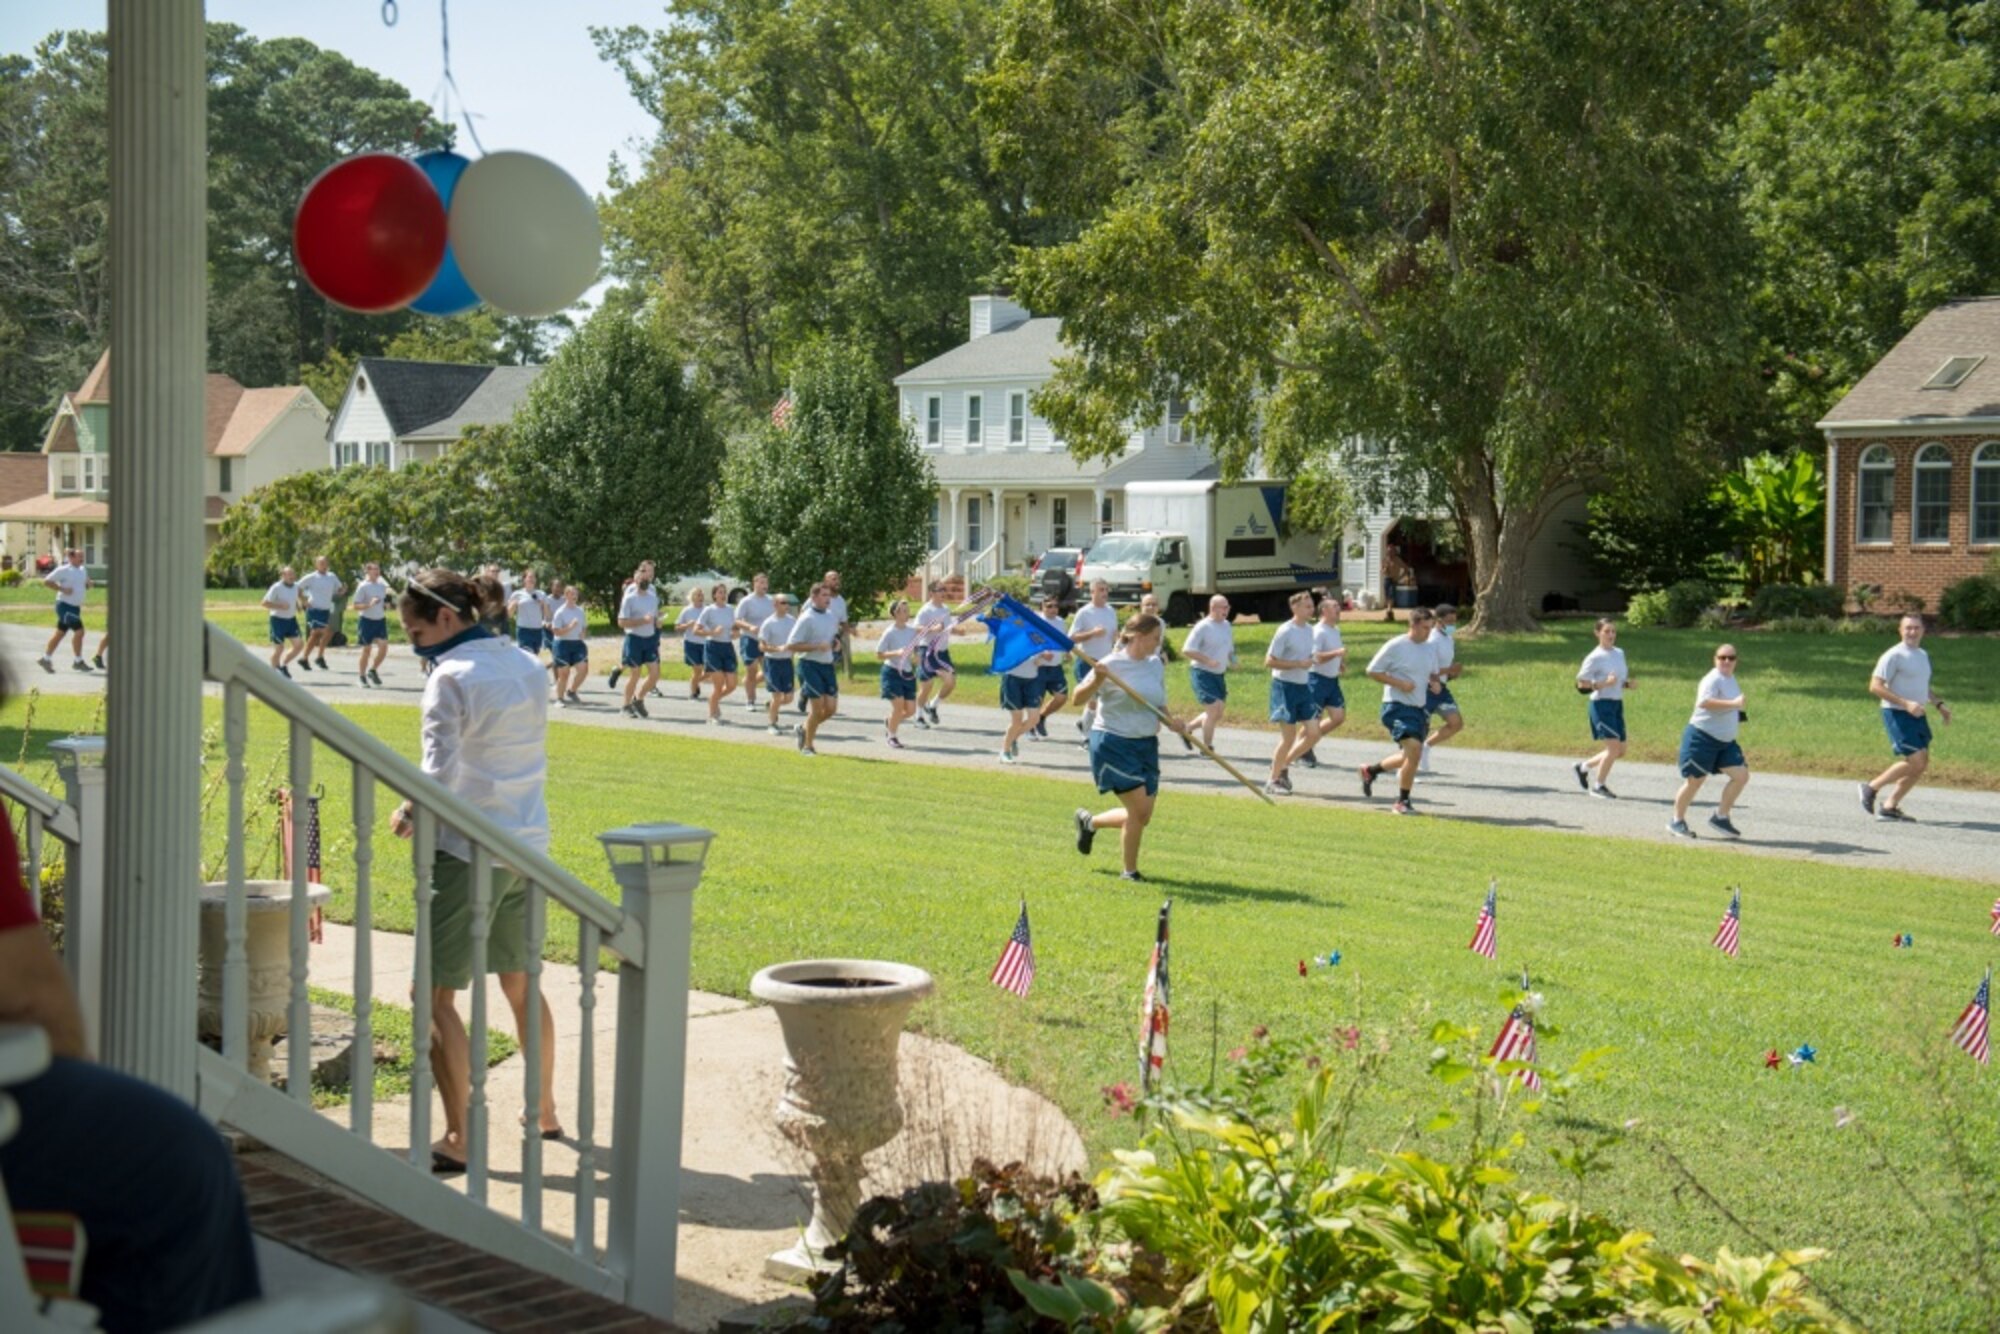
1950, 968, 1991, 1066
1712, 887, 1741, 957
1989, 897, 1999, 937
1468, 880, 1497, 959
990, 900, 1034, 996
1139, 900, 1171, 1091
1487, 979, 1542, 1093
770, 395, 794, 429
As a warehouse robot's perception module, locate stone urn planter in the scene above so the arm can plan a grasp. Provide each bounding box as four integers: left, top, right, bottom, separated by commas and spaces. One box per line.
196, 880, 332, 1083
750, 958, 935, 1280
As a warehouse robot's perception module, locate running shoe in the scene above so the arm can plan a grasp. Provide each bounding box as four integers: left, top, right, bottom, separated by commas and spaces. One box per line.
1074, 808, 1096, 855
567, 691, 580, 703
1390, 798, 1415, 815
886, 734, 905, 749
36, 656, 53, 674
369, 669, 383, 685
794, 725, 807, 751
608, 668, 623, 689
1707, 814, 1741, 839
71, 659, 90, 672
1297, 750, 1318, 770
1590, 786, 1617, 800
999, 749, 1018, 764
622, 703, 638, 719
1120, 870, 1145, 882
556, 697, 572, 709
296, 658, 312, 671
1358, 765, 1376, 799
1033, 719, 1049, 739
315, 657, 329, 670
1274, 772, 1293, 794
1573, 762, 1590, 793
1180, 733, 1195, 753
705, 715, 721, 726
1857, 782, 1876, 816
634, 699, 650, 719
744, 700, 759, 712
359, 674, 370, 688
769, 724, 784, 736
1666, 819, 1695, 839
911, 715, 930, 729
92, 653, 105, 670
923, 703, 940, 724
277, 664, 292, 679
1262, 780, 1286, 797
1877, 806, 1914, 822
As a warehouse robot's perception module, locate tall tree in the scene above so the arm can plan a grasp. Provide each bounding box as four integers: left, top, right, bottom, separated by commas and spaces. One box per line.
594, 0, 1045, 414
988, 0, 1772, 631
712, 339, 935, 604
502, 313, 724, 615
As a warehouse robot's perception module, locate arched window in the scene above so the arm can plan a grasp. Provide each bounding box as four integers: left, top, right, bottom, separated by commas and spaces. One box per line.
1975, 442, 2000, 544
1913, 443, 1953, 544
1857, 445, 1895, 544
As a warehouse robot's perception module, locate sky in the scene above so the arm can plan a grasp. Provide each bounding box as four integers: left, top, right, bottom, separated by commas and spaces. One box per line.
0, 1, 664, 206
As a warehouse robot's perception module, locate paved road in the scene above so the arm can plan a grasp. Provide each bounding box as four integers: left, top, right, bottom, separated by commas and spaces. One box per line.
9, 625, 1996, 884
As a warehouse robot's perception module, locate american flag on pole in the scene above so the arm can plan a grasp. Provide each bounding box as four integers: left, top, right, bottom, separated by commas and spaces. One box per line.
989, 900, 1034, 996
770, 395, 794, 429
1139, 900, 1171, 1091
1950, 968, 1991, 1066
1712, 887, 1741, 957
278, 789, 324, 944
1487, 970, 1542, 1092
1989, 896, 2000, 937
1468, 881, 1497, 960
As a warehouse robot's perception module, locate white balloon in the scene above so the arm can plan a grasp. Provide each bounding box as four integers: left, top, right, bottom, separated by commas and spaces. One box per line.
449, 151, 601, 317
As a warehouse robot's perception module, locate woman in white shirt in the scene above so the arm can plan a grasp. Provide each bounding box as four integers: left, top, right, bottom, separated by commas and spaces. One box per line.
1069, 613, 1188, 881
875, 599, 920, 749
506, 569, 550, 661
1573, 617, 1632, 798
388, 569, 561, 1172
549, 585, 590, 706
696, 582, 739, 723
674, 587, 708, 702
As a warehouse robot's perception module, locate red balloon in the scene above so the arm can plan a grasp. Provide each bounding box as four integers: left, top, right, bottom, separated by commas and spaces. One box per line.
293, 154, 448, 313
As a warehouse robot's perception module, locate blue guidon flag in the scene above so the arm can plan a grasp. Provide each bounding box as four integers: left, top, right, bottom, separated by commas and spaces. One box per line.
981, 594, 1075, 674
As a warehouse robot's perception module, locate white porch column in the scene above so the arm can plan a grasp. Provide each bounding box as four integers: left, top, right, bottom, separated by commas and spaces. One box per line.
989, 487, 1005, 565
101, 0, 205, 1099
945, 486, 962, 572
1092, 487, 1106, 539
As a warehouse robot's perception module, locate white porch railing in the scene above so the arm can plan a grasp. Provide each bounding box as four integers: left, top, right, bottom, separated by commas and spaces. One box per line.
965, 540, 1003, 584
923, 539, 960, 583
0, 624, 715, 1324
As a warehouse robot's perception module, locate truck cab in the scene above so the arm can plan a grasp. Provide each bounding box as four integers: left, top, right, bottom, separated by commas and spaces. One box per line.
1079, 531, 1194, 620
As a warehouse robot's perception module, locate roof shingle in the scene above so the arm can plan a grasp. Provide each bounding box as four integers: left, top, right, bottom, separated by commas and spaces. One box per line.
356, 358, 502, 436
1820, 297, 2000, 427
894, 318, 1065, 384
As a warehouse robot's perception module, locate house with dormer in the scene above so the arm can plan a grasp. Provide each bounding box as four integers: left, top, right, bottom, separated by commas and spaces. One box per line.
326, 358, 544, 471
0, 352, 327, 574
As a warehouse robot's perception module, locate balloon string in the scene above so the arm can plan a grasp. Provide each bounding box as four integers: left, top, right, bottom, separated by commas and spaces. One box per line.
438, 0, 486, 156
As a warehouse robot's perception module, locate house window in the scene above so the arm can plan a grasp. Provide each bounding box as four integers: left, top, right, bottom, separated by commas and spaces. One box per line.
967, 496, 984, 553
82, 530, 99, 566
218, 458, 232, 494
368, 441, 391, 468
929, 495, 941, 551
1923, 356, 1985, 390
1100, 493, 1116, 534
1975, 442, 2000, 544
1856, 445, 1894, 544
1168, 395, 1192, 445
1913, 443, 1952, 544
925, 396, 942, 446
336, 442, 358, 469
1009, 392, 1026, 444
58, 460, 77, 493
1051, 497, 1068, 548
79, 456, 95, 493
966, 394, 983, 446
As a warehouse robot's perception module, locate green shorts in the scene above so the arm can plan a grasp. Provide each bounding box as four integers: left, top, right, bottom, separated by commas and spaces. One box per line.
427, 850, 530, 989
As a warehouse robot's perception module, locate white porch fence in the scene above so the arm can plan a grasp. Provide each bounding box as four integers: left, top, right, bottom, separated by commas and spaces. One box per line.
922, 539, 961, 583
965, 540, 1003, 584
0, 622, 712, 1324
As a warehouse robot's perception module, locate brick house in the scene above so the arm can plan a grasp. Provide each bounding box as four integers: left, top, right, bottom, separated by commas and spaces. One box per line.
1818, 298, 2000, 609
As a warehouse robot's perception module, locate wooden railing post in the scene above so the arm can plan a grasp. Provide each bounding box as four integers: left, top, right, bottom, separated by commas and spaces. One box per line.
49, 737, 107, 1055
599, 822, 713, 1324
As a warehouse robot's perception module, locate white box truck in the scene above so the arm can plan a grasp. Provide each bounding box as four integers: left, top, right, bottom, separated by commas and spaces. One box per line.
1080, 480, 1339, 624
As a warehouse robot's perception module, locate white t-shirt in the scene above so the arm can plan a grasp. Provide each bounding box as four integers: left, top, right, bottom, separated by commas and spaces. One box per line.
1091, 650, 1168, 738
507, 589, 547, 630
551, 603, 585, 641
759, 613, 798, 658
1689, 668, 1743, 742
421, 635, 549, 862
878, 623, 918, 675
620, 588, 661, 639
1068, 603, 1120, 660
264, 581, 300, 616
788, 606, 841, 664
1366, 634, 1433, 708
828, 594, 849, 627
696, 602, 734, 641
48, 565, 88, 605
352, 578, 389, 621
1578, 645, 1627, 701
1430, 627, 1456, 676
736, 592, 775, 636
296, 571, 342, 611
675, 604, 702, 634
1183, 617, 1234, 671
1310, 622, 1345, 678
1872, 642, 1932, 710
1267, 619, 1315, 684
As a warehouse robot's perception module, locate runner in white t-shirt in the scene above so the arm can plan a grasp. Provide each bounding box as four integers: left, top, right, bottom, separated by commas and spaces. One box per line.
1572, 617, 1632, 798
914, 584, 957, 726
1860, 613, 1951, 822
673, 586, 708, 702
350, 561, 392, 688
758, 596, 799, 734
295, 555, 345, 673
733, 573, 776, 711
505, 570, 551, 662
549, 585, 590, 706
1292, 592, 1347, 770
616, 571, 664, 719
1067, 581, 1120, 737
1417, 603, 1464, 776
696, 582, 740, 723
38, 548, 92, 673
1358, 608, 1437, 815
1262, 591, 1319, 795
260, 566, 306, 676
1180, 595, 1236, 750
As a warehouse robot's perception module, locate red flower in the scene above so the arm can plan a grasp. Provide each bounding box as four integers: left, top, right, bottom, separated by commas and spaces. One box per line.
1227, 1046, 1247, 1062
1251, 1025, 1269, 1040
1101, 1082, 1137, 1117
1338, 1026, 1361, 1050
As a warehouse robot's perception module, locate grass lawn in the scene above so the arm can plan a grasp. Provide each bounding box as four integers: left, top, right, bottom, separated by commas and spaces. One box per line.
7, 690, 1998, 1330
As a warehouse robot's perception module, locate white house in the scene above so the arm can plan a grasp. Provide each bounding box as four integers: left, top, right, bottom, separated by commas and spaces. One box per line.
327, 357, 544, 470
0, 350, 328, 572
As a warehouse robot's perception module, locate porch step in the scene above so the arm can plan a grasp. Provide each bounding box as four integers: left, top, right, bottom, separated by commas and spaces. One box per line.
237, 1149, 687, 1333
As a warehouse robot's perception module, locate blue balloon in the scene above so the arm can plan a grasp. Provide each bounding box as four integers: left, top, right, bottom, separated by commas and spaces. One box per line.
409, 150, 480, 316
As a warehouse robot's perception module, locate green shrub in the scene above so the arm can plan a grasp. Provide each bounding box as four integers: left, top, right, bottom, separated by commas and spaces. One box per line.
0, 567, 20, 587
1833, 614, 1896, 636
1938, 575, 2000, 632
983, 573, 1034, 602
1764, 615, 1838, 635
1627, 579, 1717, 628
1750, 582, 1842, 622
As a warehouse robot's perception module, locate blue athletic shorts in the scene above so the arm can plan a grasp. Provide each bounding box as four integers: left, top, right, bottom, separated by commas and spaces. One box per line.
1001, 674, 1044, 713
1381, 702, 1428, 744
305, 608, 331, 630
765, 658, 796, 694
880, 667, 916, 701
682, 637, 704, 667
622, 633, 661, 667
267, 615, 300, 644
1074, 658, 1094, 690
1038, 663, 1070, 697
1089, 730, 1160, 797
1883, 708, 1933, 757
357, 618, 387, 645
552, 639, 587, 667
704, 641, 738, 674
1190, 667, 1228, 705
515, 626, 545, 653
1310, 675, 1345, 713
1588, 699, 1626, 742
1269, 679, 1316, 725
54, 600, 84, 632
918, 648, 954, 681
1678, 725, 1745, 778
739, 634, 763, 664
1424, 683, 1458, 716
800, 660, 838, 700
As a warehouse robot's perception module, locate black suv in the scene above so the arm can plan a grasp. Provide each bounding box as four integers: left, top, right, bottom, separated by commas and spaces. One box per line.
1031, 547, 1088, 614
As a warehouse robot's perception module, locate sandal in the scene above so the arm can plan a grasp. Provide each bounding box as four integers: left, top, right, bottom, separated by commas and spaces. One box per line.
430, 1151, 466, 1176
